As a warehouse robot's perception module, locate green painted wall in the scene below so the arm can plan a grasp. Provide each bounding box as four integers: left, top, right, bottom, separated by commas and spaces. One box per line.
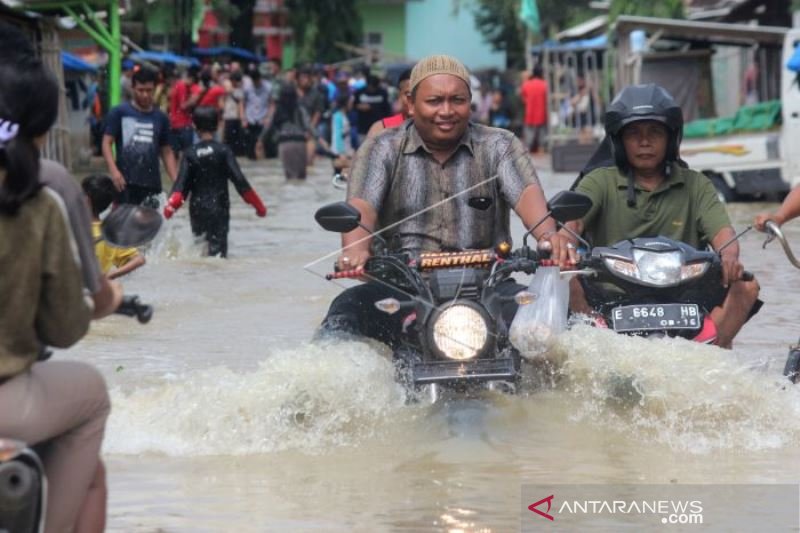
144, 2, 205, 44
358, 2, 406, 58
146, 3, 173, 35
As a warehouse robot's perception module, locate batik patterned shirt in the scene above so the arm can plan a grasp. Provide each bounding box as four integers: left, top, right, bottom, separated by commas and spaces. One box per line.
347, 122, 541, 254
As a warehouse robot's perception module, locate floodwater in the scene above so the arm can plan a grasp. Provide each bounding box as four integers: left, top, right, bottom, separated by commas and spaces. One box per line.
68, 156, 800, 532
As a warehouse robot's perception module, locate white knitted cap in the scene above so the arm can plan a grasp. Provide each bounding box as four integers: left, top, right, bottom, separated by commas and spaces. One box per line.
409, 54, 471, 93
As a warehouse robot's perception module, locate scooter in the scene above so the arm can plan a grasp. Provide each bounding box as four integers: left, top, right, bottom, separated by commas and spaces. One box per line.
315, 191, 592, 401
761, 221, 800, 383
571, 235, 756, 344
0, 204, 160, 533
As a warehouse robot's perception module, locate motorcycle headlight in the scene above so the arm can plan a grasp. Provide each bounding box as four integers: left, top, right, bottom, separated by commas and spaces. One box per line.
633, 249, 682, 286
428, 302, 491, 360
605, 250, 706, 287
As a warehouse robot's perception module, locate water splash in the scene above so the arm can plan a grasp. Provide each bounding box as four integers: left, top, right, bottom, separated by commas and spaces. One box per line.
105, 340, 408, 456
144, 213, 209, 263
104, 324, 800, 457
550, 325, 800, 453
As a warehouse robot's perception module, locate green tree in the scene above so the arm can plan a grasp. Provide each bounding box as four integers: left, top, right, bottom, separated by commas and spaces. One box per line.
609, 0, 684, 20
472, 0, 594, 69
285, 0, 363, 64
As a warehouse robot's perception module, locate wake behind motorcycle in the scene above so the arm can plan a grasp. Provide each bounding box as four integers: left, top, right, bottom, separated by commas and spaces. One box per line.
315, 192, 592, 400
0, 205, 160, 533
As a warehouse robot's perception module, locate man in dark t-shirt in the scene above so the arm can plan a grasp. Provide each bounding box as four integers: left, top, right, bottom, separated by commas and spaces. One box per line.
102, 67, 177, 206
353, 75, 392, 146
297, 67, 325, 163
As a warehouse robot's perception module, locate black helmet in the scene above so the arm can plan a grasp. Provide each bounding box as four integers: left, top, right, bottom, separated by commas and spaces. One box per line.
604, 83, 683, 171
192, 106, 219, 133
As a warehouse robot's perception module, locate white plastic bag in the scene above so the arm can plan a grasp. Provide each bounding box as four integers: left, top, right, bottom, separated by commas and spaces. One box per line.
509, 266, 570, 360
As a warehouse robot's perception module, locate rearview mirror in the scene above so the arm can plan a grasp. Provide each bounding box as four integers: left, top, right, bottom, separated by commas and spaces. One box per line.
547, 191, 593, 224
102, 204, 163, 248
314, 202, 361, 233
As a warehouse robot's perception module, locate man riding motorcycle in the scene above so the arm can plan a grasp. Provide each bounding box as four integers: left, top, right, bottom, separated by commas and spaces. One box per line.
317, 54, 571, 345
558, 84, 760, 348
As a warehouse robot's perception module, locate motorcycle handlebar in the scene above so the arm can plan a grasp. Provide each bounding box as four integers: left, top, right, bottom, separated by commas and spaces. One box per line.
114, 295, 153, 324
764, 221, 800, 269
326, 267, 364, 280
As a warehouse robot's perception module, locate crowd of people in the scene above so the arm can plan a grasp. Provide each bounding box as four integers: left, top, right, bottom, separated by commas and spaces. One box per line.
115, 60, 405, 168
93, 57, 566, 171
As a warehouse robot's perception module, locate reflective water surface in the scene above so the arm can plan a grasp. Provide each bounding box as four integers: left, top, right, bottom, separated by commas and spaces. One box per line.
69, 157, 800, 532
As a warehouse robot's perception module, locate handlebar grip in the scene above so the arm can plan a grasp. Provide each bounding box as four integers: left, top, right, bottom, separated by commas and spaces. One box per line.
326, 267, 364, 280
115, 295, 153, 324
742, 270, 754, 282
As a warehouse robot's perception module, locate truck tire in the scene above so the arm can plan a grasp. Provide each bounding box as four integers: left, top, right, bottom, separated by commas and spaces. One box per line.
706, 173, 737, 203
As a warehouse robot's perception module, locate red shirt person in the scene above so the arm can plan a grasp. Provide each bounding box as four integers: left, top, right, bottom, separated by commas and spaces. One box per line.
197, 70, 226, 109
519, 65, 548, 152
168, 67, 202, 154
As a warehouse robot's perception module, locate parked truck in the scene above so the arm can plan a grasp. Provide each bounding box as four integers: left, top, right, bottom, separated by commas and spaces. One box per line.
679, 29, 800, 200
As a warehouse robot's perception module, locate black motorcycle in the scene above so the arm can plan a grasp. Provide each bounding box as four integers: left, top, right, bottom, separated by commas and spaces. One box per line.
761, 221, 800, 383
0, 205, 159, 533
315, 191, 592, 400
574, 236, 737, 344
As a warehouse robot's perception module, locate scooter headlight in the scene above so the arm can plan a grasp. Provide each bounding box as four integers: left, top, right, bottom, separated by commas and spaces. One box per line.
428, 302, 491, 360
633, 249, 682, 286
605, 250, 706, 287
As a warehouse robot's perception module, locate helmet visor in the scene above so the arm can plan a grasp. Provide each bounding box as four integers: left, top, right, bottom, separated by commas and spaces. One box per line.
618, 114, 669, 129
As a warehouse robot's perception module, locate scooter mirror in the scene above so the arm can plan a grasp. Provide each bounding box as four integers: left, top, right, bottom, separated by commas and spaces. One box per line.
547, 191, 593, 223
101, 205, 163, 248
315, 202, 361, 233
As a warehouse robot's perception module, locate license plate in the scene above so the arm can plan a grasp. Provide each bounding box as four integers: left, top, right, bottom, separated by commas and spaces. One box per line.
413, 357, 516, 384
611, 304, 701, 332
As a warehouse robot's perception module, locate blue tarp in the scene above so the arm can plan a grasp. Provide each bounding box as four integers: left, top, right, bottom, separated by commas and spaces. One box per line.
129, 51, 200, 67
532, 34, 608, 52
192, 46, 264, 62
787, 43, 800, 73
62, 51, 97, 73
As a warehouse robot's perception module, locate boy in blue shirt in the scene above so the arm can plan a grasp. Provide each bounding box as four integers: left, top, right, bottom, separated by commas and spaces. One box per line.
102, 67, 177, 207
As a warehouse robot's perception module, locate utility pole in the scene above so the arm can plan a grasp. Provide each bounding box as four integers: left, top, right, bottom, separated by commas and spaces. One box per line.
525, 27, 533, 72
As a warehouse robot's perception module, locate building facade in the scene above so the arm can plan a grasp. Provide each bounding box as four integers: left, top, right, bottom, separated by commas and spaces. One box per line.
358, 0, 506, 70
